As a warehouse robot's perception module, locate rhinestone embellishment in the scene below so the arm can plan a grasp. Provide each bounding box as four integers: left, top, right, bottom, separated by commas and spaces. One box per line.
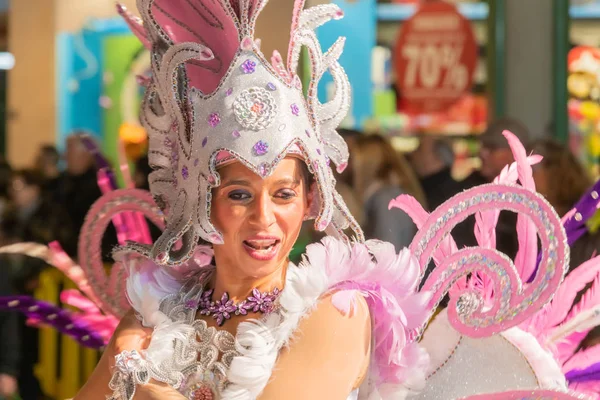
241, 59, 256, 74
233, 87, 278, 131
291, 103, 300, 116
253, 140, 269, 156
208, 113, 221, 128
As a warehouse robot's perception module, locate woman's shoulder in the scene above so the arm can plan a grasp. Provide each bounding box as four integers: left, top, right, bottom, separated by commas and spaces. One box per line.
256, 292, 371, 398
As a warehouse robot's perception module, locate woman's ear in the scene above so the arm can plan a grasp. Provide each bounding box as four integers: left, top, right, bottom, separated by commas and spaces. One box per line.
305, 182, 318, 218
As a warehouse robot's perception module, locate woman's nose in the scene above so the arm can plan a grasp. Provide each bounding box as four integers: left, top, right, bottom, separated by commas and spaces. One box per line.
251, 192, 276, 228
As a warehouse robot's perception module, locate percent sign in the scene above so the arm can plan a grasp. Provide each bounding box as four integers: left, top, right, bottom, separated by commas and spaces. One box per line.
401, 43, 469, 92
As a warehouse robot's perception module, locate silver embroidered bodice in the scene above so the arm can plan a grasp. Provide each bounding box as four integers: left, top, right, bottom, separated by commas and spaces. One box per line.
110, 266, 367, 400
109, 270, 241, 399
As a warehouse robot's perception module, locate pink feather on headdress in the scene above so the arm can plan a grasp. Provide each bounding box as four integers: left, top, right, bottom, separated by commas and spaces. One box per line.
145, 0, 241, 94
116, 3, 150, 49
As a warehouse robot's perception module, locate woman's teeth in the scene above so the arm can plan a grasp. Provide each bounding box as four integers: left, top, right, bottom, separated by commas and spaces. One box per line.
244, 240, 278, 250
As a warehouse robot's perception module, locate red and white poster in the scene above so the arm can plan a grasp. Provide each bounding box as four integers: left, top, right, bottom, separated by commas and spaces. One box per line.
394, 1, 478, 114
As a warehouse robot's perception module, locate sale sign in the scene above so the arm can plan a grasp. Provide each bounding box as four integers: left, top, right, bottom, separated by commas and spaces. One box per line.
394, 1, 478, 114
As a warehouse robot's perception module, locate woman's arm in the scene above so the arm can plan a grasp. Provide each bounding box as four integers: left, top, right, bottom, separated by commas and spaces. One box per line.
74, 311, 185, 400
258, 293, 371, 399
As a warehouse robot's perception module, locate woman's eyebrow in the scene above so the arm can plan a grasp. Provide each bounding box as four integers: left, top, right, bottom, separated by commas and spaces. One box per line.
273, 178, 300, 186
221, 179, 251, 188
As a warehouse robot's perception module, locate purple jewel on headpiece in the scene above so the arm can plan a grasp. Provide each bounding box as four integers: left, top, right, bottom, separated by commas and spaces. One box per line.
202, 137, 208, 147
241, 59, 256, 74
208, 113, 221, 128
182, 166, 189, 180
258, 162, 271, 177
317, 148, 321, 155
253, 140, 269, 156
226, 88, 233, 97
267, 82, 276, 91
291, 104, 300, 116
305, 129, 311, 138
194, 159, 199, 167
232, 130, 241, 138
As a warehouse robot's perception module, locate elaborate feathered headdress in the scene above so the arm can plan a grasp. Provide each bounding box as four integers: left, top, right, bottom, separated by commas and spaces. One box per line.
117, 0, 362, 266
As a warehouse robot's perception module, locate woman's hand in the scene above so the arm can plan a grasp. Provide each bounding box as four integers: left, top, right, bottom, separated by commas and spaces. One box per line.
74, 310, 185, 400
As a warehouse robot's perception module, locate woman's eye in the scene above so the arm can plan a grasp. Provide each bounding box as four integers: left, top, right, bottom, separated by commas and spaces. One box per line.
276, 190, 296, 200
228, 190, 251, 201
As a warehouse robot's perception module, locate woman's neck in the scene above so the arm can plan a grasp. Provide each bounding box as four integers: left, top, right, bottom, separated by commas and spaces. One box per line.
210, 258, 288, 302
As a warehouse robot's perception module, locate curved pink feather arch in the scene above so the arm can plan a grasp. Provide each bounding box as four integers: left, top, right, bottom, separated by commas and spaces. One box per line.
410, 184, 568, 340
77, 189, 165, 318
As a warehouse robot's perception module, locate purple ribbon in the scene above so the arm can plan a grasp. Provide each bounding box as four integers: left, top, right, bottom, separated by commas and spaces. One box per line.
0, 295, 105, 349
530, 179, 600, 282
566, 361, 600, 383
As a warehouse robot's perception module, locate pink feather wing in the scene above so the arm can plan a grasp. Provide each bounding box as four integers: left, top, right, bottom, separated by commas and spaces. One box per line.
547, 257, 600, 329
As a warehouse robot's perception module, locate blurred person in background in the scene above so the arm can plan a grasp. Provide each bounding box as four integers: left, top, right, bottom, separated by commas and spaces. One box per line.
3, 169, 73, 251
530, 139, 592, 217
409, 135, 461, 210
477, 117, 531, 183
347, 134, 425, 250
58, 134, 117, 260
34, 145, 62, 202
1, 169, 73, 400
409, 118, 530, 258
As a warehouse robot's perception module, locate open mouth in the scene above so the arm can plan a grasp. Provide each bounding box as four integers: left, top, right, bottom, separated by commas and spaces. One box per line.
242, 238, 281, 260
243, 239, 280, 251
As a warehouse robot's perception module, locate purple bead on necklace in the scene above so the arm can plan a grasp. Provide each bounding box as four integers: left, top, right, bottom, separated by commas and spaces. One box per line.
198, 287, 281, 326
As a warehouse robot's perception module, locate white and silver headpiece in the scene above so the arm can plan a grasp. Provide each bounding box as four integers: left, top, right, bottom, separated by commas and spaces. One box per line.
118, 0, 363, 266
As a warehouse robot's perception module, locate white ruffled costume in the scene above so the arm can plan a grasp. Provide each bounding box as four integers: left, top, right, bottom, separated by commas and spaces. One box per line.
116, 238, 429, 399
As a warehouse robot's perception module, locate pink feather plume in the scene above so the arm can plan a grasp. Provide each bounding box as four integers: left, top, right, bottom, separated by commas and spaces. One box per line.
504, 130, 539, 280
388, 195, 458, 269
303, 237, 431, 388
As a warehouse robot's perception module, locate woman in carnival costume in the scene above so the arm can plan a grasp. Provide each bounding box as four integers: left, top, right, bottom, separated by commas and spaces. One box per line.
2, 0, 600, 399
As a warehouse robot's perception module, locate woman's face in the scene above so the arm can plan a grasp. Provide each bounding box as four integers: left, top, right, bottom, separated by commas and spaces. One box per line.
211, 158, 311, 278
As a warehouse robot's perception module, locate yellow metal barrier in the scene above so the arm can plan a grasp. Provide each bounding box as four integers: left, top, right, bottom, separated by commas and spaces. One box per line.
33, 268, 100, 400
